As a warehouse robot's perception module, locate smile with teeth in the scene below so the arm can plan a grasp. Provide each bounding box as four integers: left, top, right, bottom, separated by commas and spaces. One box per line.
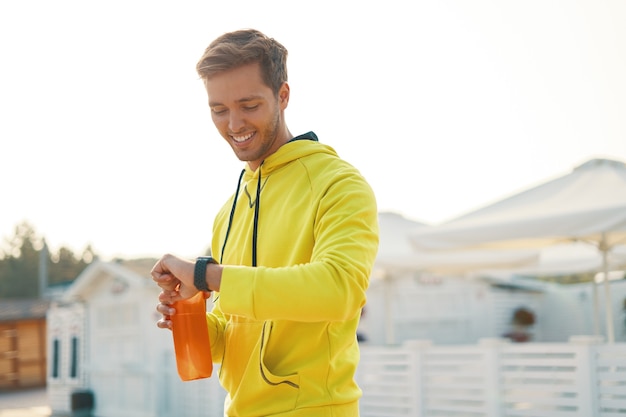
232, 132, 254, 143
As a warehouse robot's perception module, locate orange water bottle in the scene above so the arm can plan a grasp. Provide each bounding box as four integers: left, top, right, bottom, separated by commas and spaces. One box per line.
171, 291, 213, 380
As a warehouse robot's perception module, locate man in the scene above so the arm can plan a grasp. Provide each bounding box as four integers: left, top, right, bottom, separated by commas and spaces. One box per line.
152, 29, 379, 416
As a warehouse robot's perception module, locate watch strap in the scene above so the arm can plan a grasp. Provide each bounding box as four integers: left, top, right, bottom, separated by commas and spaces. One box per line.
194, 256, 217, 292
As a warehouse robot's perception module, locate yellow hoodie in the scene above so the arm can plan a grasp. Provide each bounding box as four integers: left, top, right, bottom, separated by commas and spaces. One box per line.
206, 132, 379, 416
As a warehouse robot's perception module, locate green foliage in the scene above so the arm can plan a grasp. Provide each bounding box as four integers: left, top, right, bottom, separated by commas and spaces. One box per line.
0, 221, 97, 299
48, 245, 95, 286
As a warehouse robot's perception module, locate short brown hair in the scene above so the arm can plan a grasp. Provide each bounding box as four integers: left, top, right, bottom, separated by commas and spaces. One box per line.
196, 29, 288, 96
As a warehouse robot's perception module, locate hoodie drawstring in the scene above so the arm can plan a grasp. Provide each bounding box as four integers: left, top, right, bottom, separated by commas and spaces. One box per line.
252, 164, 262, 267
219, 169, 245, 264
220, 165, 263, 267
219, 132, 318, 265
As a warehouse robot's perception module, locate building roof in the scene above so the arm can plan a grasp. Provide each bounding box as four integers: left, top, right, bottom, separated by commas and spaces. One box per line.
114, 258, 158, 277
61, 259, 156, 302
0, 299, 50, 322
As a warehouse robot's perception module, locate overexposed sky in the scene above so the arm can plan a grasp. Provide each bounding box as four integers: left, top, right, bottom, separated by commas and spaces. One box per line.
1, 0, 625, 261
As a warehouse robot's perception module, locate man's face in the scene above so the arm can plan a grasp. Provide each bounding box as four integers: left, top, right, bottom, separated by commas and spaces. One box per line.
205, 63, 289, 170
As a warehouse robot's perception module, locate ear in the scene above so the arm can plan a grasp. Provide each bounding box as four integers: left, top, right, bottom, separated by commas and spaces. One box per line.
278, 82, 290, 110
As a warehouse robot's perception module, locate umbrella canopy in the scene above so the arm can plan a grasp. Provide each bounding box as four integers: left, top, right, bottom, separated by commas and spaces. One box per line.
375, 250, 540, 275
377, 211, 428, 257
410, 158, 626, 342
486, 242, 626, 278
376, 211, 540, 275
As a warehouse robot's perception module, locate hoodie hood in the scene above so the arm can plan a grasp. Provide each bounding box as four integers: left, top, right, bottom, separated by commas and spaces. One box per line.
220, 131, 335, 265
242, 131, 337, 179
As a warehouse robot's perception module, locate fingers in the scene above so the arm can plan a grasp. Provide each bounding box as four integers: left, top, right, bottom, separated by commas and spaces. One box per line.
156, 301, 175, 316
156, 317, 172, 330
158, 290, 175, 304
152, 254, 190, 330
150, 257, 168, 280
151, 256, 175, 283
153, 273, 180, 292
156, 301, 174, 330
151, 255, 185, 292
158, 287, 187, 308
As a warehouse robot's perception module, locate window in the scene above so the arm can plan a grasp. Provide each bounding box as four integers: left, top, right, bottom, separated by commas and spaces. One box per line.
70, 336, 79, 378
51, 339, 59, 378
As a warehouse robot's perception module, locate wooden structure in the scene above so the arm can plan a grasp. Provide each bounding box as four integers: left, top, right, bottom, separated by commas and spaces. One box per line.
0, 299, 49, 389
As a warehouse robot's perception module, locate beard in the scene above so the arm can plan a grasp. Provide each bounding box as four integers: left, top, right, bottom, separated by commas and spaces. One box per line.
233, 106, 282, 165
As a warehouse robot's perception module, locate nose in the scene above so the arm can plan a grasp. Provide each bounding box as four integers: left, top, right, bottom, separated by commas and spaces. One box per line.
228, 109, 245, 133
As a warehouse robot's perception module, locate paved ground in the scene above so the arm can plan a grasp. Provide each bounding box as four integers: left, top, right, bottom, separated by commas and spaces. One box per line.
0, 388, 50, 417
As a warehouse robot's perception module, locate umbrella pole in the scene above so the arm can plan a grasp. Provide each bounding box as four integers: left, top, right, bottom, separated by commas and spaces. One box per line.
601, 234, 615, 343
592, 280, 600, 337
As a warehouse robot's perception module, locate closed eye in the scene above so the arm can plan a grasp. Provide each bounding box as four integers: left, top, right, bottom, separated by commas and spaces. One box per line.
243, 104, 259, 111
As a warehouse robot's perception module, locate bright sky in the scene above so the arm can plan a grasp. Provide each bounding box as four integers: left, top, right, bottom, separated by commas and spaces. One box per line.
2, 0, 625, 261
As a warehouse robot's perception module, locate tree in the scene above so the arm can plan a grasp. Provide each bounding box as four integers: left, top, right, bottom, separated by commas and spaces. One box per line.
0, 221, 97, 299
48, 246, 92, 285
0, 222, 42, 298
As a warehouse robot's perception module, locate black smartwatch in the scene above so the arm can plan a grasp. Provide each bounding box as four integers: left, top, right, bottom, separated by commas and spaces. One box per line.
194, 256, 218, 292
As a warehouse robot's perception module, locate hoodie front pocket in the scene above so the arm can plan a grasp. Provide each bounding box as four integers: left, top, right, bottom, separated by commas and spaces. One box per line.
219, 320, 264, 395
221, 320, 302, 416
259, 321, 300, 389
220, 322, 300, 416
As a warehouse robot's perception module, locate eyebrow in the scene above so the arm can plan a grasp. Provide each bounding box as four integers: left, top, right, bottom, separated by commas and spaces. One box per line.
209, 95, 265, 107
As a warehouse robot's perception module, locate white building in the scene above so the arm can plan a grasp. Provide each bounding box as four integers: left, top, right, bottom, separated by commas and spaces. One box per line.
46, 259, 226, 417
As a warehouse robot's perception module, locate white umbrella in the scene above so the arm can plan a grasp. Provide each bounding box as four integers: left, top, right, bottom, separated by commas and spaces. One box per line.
490, 242, 626, 277
375, 249, 540, 275
376, 211, 541, 274
410, 158, 626, 342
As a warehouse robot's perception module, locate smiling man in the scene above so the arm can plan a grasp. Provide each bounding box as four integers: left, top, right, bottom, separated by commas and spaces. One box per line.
151, 29, 379, 417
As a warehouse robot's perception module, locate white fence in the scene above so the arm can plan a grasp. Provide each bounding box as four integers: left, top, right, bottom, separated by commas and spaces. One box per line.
357, 338, 626, 417
157, 338, 626, 417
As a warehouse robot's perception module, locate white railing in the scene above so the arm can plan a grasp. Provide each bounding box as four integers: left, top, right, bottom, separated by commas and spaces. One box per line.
357, 337, 626, 417
595, 344, 626, 417
155, 337, 626, 417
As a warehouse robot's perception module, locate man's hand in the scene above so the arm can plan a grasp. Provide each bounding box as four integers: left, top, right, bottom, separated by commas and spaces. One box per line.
151, 254, 197, 329
151, 253, 198, 299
